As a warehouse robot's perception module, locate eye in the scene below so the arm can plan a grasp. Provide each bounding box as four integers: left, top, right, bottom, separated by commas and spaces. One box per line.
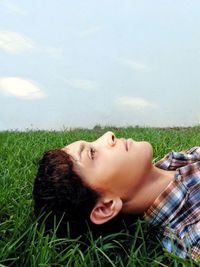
89, 147, 96, 160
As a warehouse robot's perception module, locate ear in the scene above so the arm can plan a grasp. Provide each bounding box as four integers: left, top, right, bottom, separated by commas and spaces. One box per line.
90, 197, 123, 225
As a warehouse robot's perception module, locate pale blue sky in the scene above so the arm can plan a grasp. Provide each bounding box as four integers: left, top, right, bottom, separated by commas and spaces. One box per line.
0, 0, 200, 130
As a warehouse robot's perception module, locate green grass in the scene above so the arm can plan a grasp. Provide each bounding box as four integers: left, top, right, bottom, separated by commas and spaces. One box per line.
1, 126, 200, 267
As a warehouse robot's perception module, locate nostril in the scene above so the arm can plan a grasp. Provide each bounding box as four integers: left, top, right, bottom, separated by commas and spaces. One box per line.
107, 131, 116, 146
112, 134, 114, 141
111, 133, 116, 144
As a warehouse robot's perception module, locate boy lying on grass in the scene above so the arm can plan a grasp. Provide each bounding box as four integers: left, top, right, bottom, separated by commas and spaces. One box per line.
33, 131, 200, 261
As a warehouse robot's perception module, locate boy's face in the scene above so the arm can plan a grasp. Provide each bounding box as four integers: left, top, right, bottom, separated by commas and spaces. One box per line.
62, 131, 153, 200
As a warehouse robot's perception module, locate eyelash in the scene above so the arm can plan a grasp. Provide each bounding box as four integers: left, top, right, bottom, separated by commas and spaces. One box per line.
90, 147, 96, 160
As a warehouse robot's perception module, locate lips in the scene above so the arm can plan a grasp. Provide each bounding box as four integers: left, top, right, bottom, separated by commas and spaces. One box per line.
125, 140, 128, 151
122, 138, 131, 151
123, 139, 128, 151
126, 138, 132, 151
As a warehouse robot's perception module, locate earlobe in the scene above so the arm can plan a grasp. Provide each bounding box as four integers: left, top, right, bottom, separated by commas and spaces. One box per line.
90, 197, 123, 225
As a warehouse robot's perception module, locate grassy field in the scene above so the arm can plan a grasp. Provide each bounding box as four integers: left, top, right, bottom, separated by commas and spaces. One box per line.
0, 126, 200, 267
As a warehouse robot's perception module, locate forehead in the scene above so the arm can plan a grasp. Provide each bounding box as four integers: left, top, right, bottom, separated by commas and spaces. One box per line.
62, 140, 82, 151
62, 140, 86, 164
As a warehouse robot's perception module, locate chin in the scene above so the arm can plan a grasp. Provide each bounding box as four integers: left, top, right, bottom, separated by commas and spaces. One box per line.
142, 141, 153, 160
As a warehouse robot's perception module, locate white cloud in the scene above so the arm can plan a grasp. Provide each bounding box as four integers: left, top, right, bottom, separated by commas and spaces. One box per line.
0, 77, 46, 100
0, 31, 34, 54
114, 96, 157, 110
63, 78, 97, 91
118, 58, 151, 72
80, 26, 103, 37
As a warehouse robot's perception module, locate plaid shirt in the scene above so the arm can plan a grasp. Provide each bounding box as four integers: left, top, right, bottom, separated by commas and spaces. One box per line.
144, 147, 200, 261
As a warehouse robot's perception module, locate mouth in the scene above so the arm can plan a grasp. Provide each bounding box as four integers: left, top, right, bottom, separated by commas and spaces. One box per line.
122, 139, 128, 151
125, 138, 132, 151
121, 138, 132, 151
125, 140, 128, 151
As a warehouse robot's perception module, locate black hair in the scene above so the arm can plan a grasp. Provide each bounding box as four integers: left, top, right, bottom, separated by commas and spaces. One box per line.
33, 149, 137, 239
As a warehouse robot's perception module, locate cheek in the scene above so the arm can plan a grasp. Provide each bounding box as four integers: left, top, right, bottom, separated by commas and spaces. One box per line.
91, 163, 116, 189
107, 160, 131, 184
92, 152, 131, 186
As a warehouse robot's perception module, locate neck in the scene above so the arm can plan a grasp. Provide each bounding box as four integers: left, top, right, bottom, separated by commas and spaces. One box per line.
122, 165, 176, 214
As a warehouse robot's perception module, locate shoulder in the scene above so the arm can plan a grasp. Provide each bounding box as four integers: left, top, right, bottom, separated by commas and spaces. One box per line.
155, 147, 200, 170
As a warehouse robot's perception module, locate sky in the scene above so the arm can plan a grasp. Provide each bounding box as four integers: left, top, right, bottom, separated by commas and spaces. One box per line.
0, 0, 200, 130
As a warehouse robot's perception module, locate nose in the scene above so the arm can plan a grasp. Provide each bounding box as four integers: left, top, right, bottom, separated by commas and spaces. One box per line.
93, 131, 116, 148
99, 131, 116, 147
107, 131, 116, 146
